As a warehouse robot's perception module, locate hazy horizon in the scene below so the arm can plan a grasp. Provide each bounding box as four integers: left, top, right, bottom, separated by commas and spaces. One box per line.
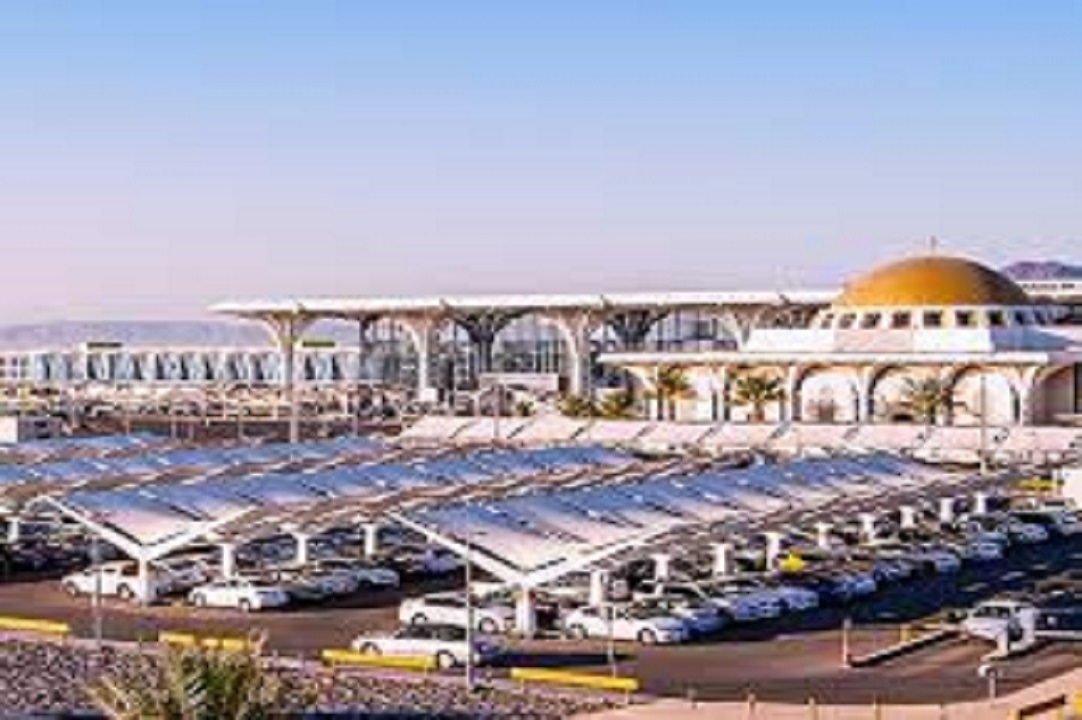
1, 2, 1079, 324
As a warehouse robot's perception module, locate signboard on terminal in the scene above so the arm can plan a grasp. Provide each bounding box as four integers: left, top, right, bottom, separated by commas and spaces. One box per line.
81, 341, 123, 352
299, 338, 337, 349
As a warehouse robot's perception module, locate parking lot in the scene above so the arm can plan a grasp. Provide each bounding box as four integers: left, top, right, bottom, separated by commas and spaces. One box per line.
5, 529, 1082, 704
3, 432, 1082, 708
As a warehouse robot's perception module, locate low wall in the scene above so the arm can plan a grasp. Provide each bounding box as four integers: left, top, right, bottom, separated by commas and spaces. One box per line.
578, 668, 1082, 720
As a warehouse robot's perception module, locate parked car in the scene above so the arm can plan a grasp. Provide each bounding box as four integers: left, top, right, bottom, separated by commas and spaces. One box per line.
62, 561, 152, 601
380, 546, 461, 578
637, 595, 724, 636
720, 575, 819, 613
350, 623, 500, 670
1012, 509, 1082, 537
562, 604, 690, 644
634, 579, 781, 623
872, 542, 961, 574
188, 577, 291, 612
961, 599, 1031, 643
948, 537, 1004, 562
154, 556, 212, 595
313, 557, 400, 589
399, 592, 514, 634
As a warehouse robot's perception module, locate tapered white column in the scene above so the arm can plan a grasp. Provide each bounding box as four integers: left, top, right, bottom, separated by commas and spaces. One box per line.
516, 589, 537, 639
939, 497, 956, 525
362, 523, 380, 558
859, 513, 877, 542
764, 532, 784, 570
712, 542, 734, 577
815, 522, 833, 551
900, 506, 918, 530
293, 532, 311, 565
220, 542, 238, 579
589, 569, 609, 607
652, 553, 672, 580
6, 517, 20, 544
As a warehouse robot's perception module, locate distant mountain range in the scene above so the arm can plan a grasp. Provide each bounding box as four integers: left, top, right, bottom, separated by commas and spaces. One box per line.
0, 321, 273, 351
1001, 261, 1082, 281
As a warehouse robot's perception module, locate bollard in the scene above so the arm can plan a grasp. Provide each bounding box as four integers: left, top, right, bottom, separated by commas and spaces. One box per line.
841, 617, 853, 667
872, 696, 882, 720
686, 686, 698, 709
745, 691, 757, 719
807, 696, 819, 720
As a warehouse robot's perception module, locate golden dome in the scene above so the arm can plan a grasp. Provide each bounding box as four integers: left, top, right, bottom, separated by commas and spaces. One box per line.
833, 255, 1030, 308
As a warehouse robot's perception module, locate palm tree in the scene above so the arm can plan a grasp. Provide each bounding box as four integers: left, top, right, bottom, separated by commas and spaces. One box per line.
731, 372, 786, 423
899, 376, 950, 425
557, 394, 597, 418
88, 635, 301, 720
598, 389, 636, 419
651, 366, 693, 421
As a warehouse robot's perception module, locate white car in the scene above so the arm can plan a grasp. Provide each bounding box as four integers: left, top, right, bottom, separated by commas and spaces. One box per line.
351, 623, 500, 670
1003, 520, 1050, 544
315, 558, 400, 589
874, 542, 961, 574
950, 538, 1004, 562
757, 578, 821, 612
62, 561, 154, 602
639, 596, 724, 635
283, 566, 358, 597
961, 599, 1031, 643
399, 593, 514, 634
633, 579, 779, 623
188, 577, 291, 612
716, 576, 819, 613
154, 557, 212, 595
563, 604, 690, 644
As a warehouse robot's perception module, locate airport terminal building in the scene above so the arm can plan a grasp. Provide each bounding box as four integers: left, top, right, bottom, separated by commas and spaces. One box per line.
0, 254, 1080, 428
608, 256, 1082, 427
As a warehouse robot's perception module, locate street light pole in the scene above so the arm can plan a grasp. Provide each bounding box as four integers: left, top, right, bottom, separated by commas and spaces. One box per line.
464, 519, 475, 692
979, 364, 989, 478
91, 533, 103, 652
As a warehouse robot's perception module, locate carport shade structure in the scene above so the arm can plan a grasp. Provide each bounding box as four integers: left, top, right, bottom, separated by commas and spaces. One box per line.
20, 440, 970, 622
21, 443, 654, 583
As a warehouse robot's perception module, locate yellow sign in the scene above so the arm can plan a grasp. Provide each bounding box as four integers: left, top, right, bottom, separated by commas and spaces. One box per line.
778, 552, 807, 574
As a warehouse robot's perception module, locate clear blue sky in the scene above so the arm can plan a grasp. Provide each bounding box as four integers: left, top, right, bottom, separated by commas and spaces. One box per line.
0, 1, 1078, 322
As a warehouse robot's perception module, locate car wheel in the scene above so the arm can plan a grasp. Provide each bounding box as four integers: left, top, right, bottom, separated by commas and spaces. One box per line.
238, 598, 253, 613
568, 624, 589, 640
63, 583, 81, 598
410, 614, 429, 627
478, 617, 498, 635
637, 628, 658, 645
435, 651, 457, 671
359, 643, 381, 656
118, 585, 134, 601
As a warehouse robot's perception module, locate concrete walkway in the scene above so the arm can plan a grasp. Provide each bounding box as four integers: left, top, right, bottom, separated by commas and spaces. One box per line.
582, 668, 1082, 719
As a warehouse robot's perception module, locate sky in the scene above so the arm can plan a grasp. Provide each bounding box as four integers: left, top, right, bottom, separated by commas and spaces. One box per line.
0, 1, 1079, 323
